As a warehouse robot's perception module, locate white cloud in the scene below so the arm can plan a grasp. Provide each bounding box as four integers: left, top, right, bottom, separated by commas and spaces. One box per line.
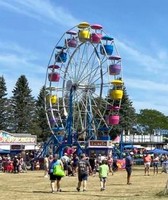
0, 0, 80, 27
0, 41, 37, 59
0, 42, 46, 97
125, 78, 168, 92
0, 42, 42, 73
115, 38, 168, 115
125, 77, 168, 115
116, 39, 168, 74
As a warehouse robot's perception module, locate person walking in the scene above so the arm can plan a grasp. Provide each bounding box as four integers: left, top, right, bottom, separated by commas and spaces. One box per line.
152, 154, 160, 175
125, 152, 134, 185
44, 155, 49, 178
72, 153, 79, 176
89, 153, 96, 176
98, 159, 109, 191
143, 153, 151, 176
48, 154, 64, 193
107, 154, 114, 175
76, 153, 92, 192
61, 153, 70, 176
13, 156, 20, 173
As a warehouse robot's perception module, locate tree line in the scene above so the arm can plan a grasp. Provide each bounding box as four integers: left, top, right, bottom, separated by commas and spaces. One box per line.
0, 75, 168, 142
0, 75, 49, 141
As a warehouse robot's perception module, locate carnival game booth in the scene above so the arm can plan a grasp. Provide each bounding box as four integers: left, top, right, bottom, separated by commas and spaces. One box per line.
0, 130, 37, 155
87, 140, 114, 156
87, 139, 125, 169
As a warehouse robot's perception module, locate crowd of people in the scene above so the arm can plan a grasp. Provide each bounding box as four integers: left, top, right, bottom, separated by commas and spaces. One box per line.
0, 149, 168, 193
43, 152, 117, 179
43, 151, 168, 193
45, 152, 112, 193
0, 151, 39, 173
143, 152, 168, 175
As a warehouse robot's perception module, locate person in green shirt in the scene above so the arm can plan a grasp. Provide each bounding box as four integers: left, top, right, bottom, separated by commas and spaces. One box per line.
98, 159, 109, 191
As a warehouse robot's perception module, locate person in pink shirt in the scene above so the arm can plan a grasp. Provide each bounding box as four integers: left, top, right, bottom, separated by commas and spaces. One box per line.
143, 153, 151, 176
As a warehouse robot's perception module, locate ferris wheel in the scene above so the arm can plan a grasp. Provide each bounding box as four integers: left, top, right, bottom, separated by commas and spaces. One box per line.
44, 22, 123, 151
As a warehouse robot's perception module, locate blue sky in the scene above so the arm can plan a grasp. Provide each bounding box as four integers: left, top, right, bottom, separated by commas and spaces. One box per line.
1, 0, 168, 115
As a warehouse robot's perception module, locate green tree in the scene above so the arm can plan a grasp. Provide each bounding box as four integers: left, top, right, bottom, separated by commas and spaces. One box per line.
137, 109, 168, 134
9, 75, 37, 133
0, 76, 8, 130
36, 86, 50, 142
120, 86, 137, 132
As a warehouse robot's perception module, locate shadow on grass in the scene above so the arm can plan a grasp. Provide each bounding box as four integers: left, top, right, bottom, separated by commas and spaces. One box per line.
109, 183, 126, 186
33, 191, 51, 194
7, 189, 143, 198
33, 190, 78, 193
33, 190, 142, 198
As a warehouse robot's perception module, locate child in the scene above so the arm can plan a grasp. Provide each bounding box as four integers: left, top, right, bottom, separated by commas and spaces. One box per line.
98, 159, 109, 191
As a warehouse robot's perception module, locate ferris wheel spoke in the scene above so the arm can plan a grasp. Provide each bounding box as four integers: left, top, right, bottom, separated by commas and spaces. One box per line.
73, 43, 99, 81
91, 97, 108, 128
74, 90, 103, 132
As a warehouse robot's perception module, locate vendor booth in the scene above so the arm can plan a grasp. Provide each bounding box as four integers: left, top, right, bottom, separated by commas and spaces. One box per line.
0, 130, 37, 154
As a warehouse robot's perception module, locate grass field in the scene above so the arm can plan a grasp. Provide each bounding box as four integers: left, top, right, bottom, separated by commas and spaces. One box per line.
0, 166, 167, 200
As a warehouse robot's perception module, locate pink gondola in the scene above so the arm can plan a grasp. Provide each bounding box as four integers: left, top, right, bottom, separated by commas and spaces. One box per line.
66, 30, 78, 48
108, 115, 120, 125
67, 38, 78, 48
91, 33, 102, 43
48, 72, 60, 82
90, 24, 103, 43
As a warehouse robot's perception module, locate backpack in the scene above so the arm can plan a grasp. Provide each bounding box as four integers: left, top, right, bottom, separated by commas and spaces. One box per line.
53, 164, 65, 177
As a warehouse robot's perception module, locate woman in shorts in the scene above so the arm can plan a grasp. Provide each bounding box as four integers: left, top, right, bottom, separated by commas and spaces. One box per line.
48, 154, 64, 193
152, 154, 160, 175
143, 153, 151, 176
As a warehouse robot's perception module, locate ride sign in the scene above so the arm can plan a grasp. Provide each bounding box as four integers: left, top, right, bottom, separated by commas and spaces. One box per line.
89, 140, 113, 147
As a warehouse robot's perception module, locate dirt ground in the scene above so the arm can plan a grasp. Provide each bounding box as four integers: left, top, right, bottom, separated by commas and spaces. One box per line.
0, 166, 167, 200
